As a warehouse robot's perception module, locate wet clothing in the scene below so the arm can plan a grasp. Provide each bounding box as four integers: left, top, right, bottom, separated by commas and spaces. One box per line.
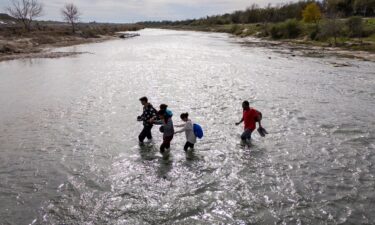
157, 117, 174, 152
157, 117, 174, 137
175, 119, 196, 144
138, 104, 157, 143
241, 129, 253, 141
243, 108, 260, 131
138, 125, 153, 142
139, 104, 157, 127
184, 142, 195, 152
160, 135, 174, 153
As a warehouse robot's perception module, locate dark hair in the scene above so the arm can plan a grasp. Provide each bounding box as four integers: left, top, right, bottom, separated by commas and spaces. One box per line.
158, 110, 166, 116
242, 101, 250, 107
180, 113, 189, 120
139, 96, 148, 102
158, 110, 168, 122
160, 104, 168, 110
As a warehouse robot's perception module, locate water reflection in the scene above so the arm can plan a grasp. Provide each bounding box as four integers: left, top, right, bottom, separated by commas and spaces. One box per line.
0, 29, 374, 225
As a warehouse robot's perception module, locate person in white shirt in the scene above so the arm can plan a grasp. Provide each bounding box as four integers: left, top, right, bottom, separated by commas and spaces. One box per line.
174, 113, 196, 152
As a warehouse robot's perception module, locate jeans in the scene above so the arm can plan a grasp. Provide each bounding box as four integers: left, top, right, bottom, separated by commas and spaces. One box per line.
241, 129, 253, 141
160, 135, 173, 153
139, 125, 153, 142
184, 142, 195, 151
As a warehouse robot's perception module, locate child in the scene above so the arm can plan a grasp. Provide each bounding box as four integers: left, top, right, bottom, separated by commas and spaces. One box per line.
160, 104, 173, 118
235, 100, 263, 143
175, 113, 196, 152
155, 110, 174, 155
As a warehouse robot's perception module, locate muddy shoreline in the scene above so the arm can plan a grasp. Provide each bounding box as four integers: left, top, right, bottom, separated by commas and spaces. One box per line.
1, 28, 375, 62
160, 27, 375, 62
0, 35, 117, 62
237, 36, 375, 62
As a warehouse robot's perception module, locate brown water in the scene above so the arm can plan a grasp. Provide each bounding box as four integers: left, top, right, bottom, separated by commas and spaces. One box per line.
0, 29, 375, 225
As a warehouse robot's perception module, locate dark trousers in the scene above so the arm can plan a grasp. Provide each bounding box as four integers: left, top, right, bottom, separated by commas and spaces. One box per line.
139, 125, 153, 142
184, 142, 195, 151
241, 129, 253, 141
160, 135, 173, 153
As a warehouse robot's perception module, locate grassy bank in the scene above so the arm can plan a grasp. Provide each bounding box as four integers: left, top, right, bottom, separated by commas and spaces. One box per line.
156, 18, 375, 53
0, 23, 143, 60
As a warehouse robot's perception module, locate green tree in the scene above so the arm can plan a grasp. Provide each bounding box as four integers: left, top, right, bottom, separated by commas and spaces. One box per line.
321, 18, 344, 46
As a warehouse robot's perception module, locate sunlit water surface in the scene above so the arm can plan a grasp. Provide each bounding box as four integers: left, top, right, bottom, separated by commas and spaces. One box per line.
1, 29, 375, 225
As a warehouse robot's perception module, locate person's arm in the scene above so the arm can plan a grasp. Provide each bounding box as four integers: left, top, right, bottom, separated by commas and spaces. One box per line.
175, 123, 187, 134
175, 124, 185, 128
175, 127, 185, 134
137, 109, 146, 121
235, 117, 243, 126
256, 111, 263, 128
153, 120, 163, 125
148, 107, 158, 123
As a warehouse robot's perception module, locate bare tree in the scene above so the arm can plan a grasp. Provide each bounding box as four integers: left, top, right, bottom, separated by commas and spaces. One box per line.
61, 3, 81, 33
6, 0, 43, 31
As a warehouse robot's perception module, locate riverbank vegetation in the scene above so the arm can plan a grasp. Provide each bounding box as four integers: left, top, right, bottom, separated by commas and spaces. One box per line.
0, 0, 143, 58
139, 0, 375, 52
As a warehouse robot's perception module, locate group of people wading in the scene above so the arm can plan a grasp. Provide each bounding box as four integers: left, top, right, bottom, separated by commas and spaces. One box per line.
137, 96, 267, 157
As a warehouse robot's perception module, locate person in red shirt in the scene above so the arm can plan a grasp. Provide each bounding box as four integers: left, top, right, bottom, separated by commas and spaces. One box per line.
235, 101, 263, 142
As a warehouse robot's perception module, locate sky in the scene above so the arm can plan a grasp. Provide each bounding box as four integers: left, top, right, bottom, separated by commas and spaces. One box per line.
0, 0, 295, 23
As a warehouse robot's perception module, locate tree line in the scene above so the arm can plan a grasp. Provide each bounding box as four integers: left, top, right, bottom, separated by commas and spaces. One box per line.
139, 0, 375, 27
5, 0, 81, 32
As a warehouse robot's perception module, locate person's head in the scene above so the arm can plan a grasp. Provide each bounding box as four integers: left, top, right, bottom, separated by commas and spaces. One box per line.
242, 101, 250, 110
139, 96, 148, 106
158, 110, 166, 120
160, 104, 168, 111
180, 113, 189, 122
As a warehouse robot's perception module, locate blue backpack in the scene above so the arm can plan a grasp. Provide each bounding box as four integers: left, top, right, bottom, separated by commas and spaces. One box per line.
193, 123, 204, 139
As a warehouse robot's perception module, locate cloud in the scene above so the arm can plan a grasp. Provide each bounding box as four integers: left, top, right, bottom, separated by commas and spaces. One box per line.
1, 0, 295, 23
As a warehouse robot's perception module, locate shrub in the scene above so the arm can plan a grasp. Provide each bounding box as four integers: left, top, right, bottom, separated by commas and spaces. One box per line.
270, 19, 301, 39
229, 24, 243, 35
285, 19, 301, 38
319, 19, 345, 45
346, 16, 363, 37
33, 35, 56, 44
0, 43, 20, 53
81, 29, 100, 38
270, 25, 283, 39
310, 28, 319, 40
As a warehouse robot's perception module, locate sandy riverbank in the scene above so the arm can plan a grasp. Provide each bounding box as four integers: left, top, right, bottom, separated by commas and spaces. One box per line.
159, 26, 375, 62
0, 35, 118, 62
237, 36, 375, 62
2, 28, 374, 63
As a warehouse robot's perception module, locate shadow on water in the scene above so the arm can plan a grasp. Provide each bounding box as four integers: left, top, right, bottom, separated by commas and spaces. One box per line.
156, 157, 173, 179
138, 143, 158, 161
185, 149, 199, 161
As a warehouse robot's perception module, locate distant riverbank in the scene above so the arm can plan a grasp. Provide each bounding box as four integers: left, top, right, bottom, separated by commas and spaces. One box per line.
155, 23, 375, 62
0, 24, 143, 62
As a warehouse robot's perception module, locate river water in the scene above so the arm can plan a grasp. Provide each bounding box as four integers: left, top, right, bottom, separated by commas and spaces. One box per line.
0, 29, 375, 225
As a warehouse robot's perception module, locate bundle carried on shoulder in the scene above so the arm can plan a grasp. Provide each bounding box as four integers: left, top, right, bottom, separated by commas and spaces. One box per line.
193, 123, 204, 139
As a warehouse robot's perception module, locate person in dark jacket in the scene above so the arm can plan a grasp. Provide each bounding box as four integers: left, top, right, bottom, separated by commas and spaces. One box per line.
137, 97, 157, 144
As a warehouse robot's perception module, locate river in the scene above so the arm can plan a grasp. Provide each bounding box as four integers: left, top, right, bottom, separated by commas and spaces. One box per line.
0, 29, 375, 225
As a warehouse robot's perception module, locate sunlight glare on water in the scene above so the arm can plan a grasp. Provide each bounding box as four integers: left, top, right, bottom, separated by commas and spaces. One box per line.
0, 29, 375, 225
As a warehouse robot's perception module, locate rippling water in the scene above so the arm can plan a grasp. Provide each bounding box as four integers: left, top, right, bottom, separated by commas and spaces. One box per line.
0, 29, 375, 225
